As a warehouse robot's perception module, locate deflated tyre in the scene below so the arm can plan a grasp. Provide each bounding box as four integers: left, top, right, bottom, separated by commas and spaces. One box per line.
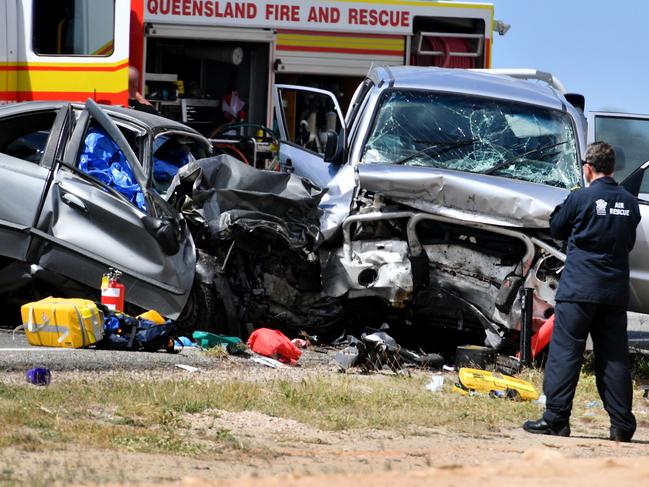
174, 278, 219, 333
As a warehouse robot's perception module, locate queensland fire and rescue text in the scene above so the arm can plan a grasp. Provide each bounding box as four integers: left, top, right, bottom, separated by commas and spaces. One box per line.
146, 0, 411, 27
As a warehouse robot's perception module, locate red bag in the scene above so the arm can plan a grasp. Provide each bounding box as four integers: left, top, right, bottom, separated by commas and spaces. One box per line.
247, 328, 302, 364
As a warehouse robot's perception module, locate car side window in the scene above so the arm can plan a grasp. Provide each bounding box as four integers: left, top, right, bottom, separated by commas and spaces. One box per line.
594, 116, 649, 183
77, 123, 146, 210
628, 169, 649, 202
152, 133, 210, 196
278, 88, 342, 156
0, 110, 58, 163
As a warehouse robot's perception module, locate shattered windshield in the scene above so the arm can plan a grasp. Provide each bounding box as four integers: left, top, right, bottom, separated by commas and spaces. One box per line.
361, 90, 580, 188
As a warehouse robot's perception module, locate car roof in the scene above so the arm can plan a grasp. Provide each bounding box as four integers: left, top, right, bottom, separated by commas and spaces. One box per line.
369, 66, 566, 111
0, 101, 204, 136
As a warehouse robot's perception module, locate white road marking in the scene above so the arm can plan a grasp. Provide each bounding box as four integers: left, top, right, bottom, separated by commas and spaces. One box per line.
0, 348, 72, 352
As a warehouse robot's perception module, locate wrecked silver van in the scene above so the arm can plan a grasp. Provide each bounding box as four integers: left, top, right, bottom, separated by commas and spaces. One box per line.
273, 67, 588, 348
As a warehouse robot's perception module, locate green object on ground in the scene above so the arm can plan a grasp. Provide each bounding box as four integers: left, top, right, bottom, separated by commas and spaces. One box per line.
192, 331, 242, 349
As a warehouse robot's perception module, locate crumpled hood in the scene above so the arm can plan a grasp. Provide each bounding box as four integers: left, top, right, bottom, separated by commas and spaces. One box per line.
168, 155, 325, 248
358, 164, 570, 228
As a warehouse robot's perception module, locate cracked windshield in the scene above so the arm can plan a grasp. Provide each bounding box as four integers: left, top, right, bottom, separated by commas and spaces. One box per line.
361, 90, 580, 189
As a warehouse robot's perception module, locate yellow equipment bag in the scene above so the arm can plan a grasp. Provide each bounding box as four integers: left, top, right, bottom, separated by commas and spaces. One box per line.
455, 367, 540, 401
20, 297, 104, 348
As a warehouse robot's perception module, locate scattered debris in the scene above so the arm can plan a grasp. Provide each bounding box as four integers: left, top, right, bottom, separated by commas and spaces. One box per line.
291, 338, 309, 349
494, 355, 523, 376
137, 310, 167, 324
247, 328, 301, 365
25, 367, 51, 386
334, 329, 444, 373
453, 368, 539, 401
192, 331, 242, 349
174, 364, 201, 373
174, 336, 197, 349
455, 345, 497, 370
425, 375, 445, 392
251, 355, 287, 369
102, 310, 176, 353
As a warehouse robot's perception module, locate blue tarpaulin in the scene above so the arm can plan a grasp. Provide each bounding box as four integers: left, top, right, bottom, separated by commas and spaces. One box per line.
79, 127, 146, 210
152, 135, 192, 189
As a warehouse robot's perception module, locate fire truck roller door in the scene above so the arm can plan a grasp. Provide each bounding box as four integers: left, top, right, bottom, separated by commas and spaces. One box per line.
145, 26, 272, 135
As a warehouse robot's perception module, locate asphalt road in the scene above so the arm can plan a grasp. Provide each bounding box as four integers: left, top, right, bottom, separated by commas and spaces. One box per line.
1, 313, 648, 373
0, 328, 217, 372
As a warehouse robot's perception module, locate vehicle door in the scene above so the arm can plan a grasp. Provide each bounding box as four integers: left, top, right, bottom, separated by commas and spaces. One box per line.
0, 104, 71, 263
34, 100, 195, 318
589, 112, 649, 313
272, 84, 345, 188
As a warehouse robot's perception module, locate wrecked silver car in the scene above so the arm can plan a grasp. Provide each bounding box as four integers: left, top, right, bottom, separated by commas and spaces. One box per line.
0, 100, 212, 326
273, 67, 591, 349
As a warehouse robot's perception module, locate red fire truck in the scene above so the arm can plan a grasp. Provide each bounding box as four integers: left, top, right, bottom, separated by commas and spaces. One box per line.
1, 0, 497, 131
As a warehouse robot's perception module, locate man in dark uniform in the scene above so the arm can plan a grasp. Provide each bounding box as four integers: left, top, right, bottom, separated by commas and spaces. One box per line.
523, 141, 641, 442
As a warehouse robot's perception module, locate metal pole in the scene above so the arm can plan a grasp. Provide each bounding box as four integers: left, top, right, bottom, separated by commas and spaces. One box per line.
520, 287, 534, 366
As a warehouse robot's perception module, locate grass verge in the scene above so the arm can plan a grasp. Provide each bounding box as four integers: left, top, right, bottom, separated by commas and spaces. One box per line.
0, 365, 621, 459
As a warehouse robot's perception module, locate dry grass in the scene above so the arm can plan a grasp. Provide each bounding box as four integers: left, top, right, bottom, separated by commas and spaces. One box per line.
1, 363, 642, 487
0, 365, 618, 461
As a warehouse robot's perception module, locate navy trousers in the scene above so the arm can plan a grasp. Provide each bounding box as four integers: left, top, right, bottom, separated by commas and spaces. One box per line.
542, 301, 636, 434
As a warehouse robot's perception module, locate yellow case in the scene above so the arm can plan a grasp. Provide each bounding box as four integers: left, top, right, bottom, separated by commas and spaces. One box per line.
21, 297, 104, 348
457, 367, 539, 401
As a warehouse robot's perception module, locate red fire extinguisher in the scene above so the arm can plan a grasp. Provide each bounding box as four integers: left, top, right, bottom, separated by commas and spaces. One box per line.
101, 268, 125, 312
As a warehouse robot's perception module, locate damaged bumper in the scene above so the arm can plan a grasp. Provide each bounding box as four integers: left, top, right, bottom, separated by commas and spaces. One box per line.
317, 165, 568, 348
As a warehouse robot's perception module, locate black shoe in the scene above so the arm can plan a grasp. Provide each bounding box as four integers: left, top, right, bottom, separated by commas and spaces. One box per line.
609, 428, 633, 443
523, 418, 570, 437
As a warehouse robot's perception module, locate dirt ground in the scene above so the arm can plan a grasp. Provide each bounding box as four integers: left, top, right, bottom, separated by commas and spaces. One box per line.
3, 412, 648, 486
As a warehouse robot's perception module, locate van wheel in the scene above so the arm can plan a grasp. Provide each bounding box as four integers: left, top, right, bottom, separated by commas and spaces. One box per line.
175, 279, 223, 334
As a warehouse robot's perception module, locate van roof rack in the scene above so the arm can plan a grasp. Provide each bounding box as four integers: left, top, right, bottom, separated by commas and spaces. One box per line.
469, 69, 567, 94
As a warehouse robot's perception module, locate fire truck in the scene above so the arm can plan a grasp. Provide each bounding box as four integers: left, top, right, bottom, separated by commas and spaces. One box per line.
1, 0, 496, 133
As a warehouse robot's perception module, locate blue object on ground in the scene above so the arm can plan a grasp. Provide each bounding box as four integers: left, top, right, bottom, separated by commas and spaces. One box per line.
174, 336, 197, 348
26, 367, 51, 386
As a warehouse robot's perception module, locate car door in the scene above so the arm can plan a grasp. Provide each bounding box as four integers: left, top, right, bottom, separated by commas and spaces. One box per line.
589, 112, 649, 313
272, 84, 345, 188
33, 100, 195, 318
0, 104, 71, 263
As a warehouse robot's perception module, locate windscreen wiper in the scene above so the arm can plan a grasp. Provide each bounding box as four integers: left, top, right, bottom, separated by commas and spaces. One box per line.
393, 138, 478, 166
481, 140, 570, 175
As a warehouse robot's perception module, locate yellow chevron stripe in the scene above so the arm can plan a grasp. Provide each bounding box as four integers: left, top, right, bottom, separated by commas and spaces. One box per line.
278, 34, 404, 49
278, 40, 404, 52
16, 68, 127, 92
0, 59, 128, 69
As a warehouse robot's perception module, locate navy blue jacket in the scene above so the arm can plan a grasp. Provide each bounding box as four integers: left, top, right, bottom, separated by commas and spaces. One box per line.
550, 177, 641, 305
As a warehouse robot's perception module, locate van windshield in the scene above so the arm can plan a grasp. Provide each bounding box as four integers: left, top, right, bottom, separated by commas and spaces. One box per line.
361, 90, 581, 189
